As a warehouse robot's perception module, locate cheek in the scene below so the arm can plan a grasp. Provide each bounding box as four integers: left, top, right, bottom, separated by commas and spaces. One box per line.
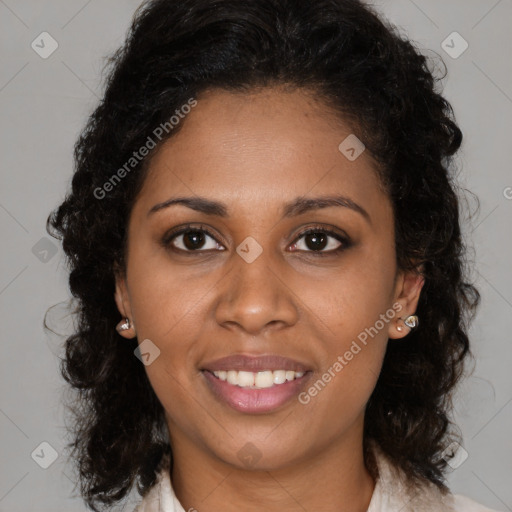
311, 247, 397, 337
143, 360, 212, 449
300, 250, 395, 410
126, 246, 212, 344
298, 336, 387, 435
125, 254, 210, 401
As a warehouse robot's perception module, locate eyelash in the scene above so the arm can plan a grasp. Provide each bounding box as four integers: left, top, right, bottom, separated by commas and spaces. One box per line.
161, 223, 351, 257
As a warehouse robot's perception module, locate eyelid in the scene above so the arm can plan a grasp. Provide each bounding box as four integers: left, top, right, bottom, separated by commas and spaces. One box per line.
289, 224, 351, 255
161, 223, 351, 254
292, 224, 349, 243
161, 223, 225, 250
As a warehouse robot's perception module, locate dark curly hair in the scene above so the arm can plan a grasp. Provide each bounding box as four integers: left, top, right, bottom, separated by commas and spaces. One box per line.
46, 0, 481, 510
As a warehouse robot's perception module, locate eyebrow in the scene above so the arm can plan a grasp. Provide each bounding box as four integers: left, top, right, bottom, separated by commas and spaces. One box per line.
147, 194, 371, 224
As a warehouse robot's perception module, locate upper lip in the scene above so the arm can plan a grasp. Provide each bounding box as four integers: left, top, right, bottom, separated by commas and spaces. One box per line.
201, 354, 312, 373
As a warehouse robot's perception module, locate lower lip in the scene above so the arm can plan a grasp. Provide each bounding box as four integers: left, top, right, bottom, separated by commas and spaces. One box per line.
202, 370, 311, 414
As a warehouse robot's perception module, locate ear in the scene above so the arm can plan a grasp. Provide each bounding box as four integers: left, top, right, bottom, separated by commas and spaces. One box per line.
388, 264, 425, 340
113, 262, 136, 339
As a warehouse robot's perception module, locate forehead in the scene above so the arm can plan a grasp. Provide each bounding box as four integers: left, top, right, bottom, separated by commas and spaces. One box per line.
133, 87, 389, 224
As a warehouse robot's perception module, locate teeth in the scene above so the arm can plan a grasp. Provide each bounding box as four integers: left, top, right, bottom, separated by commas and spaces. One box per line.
238, 371, 255, 387
212, 369, 305, 388
273, 370, 286, 384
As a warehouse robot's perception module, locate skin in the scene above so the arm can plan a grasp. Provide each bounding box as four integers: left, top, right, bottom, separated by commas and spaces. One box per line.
114, 86, 424, 512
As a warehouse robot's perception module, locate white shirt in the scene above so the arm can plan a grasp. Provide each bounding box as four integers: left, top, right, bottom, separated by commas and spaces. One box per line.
132, 442, 501, 512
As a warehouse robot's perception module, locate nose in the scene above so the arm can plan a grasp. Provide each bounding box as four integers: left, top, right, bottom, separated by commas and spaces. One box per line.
214, 249, 299, 336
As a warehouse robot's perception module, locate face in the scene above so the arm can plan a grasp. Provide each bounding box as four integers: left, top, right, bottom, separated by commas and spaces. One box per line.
114, 87, 424, 471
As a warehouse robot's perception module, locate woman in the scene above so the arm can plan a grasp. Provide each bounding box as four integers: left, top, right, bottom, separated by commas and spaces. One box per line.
46, 0, 501, 511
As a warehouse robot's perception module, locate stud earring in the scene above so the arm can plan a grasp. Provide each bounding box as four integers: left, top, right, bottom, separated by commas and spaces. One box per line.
116, 317, 134, 334
396, 315, 419, 333
396, 315, 420, 332
403, 315, 419, 329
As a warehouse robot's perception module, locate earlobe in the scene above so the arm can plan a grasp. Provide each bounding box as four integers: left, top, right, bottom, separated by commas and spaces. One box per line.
113, 266, 137, 339
388, 265, 425, 340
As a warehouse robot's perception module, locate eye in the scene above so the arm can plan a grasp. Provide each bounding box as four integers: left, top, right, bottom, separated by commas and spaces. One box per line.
161, 224, 225, 253
290, 226, 351, 256
161, 223, 351, 256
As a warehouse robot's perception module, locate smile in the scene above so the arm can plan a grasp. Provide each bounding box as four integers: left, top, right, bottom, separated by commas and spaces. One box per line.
202, 369, 311, 414
211, 369, 305, 388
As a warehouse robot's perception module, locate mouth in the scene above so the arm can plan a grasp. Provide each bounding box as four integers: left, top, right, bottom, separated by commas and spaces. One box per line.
200, 354, 313, 414
208, 369, 306, 388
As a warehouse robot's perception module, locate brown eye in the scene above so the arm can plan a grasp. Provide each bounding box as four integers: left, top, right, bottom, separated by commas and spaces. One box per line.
181, 230, 207, 250
290, 227, 351, 256
162, 225, 225, 253
303, 231, 330, 251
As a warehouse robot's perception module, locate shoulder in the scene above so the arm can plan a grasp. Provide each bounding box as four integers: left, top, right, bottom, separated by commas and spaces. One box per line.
367, 441, 503, 512
132, 453, 184, 512
132, 481, 161, 512
452, 493, 503, 512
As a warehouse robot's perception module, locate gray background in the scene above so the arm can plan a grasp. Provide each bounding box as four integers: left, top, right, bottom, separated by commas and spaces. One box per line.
1, 1, 511, 511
